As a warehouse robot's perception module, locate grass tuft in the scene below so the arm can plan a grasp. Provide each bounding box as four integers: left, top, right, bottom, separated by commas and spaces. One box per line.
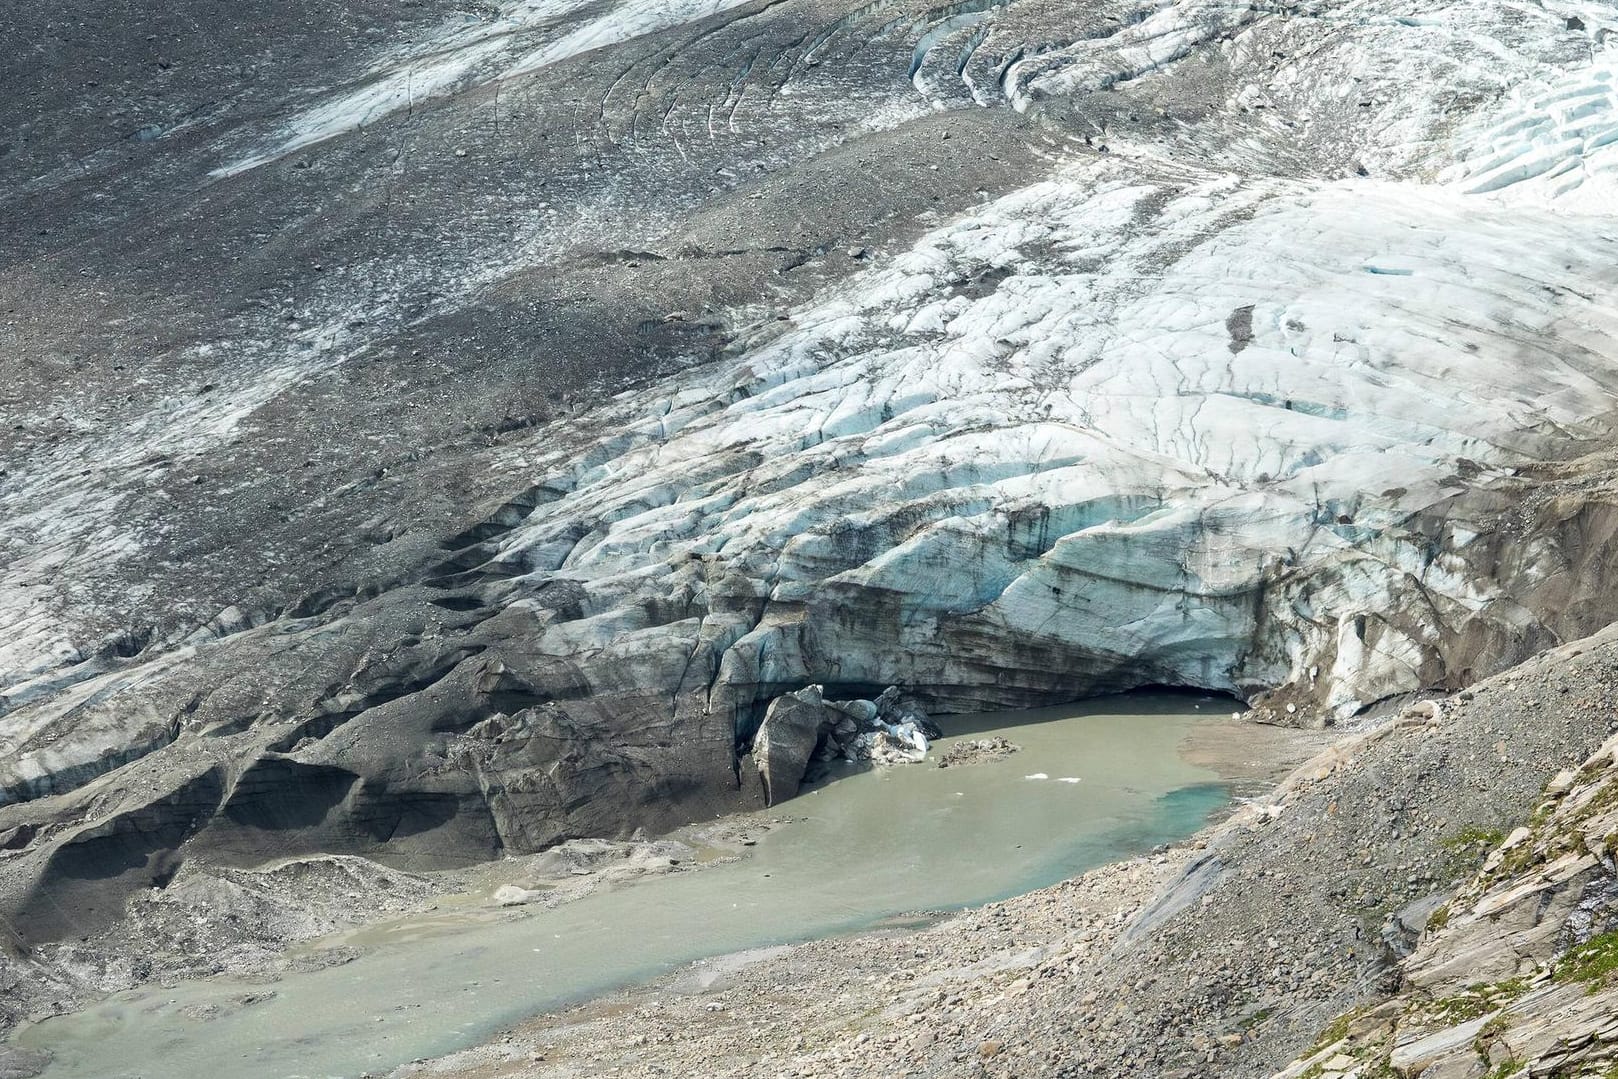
1552, 929, 1618, 991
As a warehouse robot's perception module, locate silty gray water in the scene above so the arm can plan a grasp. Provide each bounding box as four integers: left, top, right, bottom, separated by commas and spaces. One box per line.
17, 693, 1234, 1079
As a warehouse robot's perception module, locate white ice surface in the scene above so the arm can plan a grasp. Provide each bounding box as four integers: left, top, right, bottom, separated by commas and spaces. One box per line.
461, 128, 1618, 716
1444, 52, 1618, 210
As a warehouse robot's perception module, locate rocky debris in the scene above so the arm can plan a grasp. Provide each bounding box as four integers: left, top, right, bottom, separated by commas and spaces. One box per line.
0, 853, 436, 1033
754, 685, 940, 803
491, 837, 704, 905
0, 1047, 48, 1079
1273, 705, 1618, 1079
822, 687, 941, 769
0, 816, 787, 1034
395, 626, 1618, 1079
937, 738, 1022, 769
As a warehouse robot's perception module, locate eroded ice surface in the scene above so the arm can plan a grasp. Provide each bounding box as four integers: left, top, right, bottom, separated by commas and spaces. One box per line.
439, 160, 1618, 728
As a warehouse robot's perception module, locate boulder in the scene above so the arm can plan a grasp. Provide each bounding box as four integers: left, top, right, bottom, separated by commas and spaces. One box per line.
937, 738, 1021, 769
1390, 1013, 1501, 1072
754, 688, 836, 805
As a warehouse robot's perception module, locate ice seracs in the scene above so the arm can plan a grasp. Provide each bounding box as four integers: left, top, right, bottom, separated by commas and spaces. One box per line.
470, 154, 1618, 728
1443, 57, 1618, 210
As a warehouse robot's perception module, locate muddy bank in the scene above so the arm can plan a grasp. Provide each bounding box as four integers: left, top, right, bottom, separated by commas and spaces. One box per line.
1179, 717, 1341, 800
0, 813, 789, 1046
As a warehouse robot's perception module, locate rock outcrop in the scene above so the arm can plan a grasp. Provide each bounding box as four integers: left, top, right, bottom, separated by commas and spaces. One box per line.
1274, 725, 1618, 1079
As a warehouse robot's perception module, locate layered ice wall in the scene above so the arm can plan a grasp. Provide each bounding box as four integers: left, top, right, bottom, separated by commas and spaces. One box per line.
456, 158, 1618, 727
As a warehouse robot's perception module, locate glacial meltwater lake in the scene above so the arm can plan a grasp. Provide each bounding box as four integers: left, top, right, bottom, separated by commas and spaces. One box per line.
16, 693, 1238, 1079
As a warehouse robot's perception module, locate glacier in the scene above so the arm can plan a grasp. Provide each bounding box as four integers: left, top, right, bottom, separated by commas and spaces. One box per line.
3, 0, 1618, 999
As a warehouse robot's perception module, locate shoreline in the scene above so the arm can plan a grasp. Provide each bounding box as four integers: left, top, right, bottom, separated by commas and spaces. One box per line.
374, 712, 1333, 1079
384, 633, 1618, 1079
0, 812, 797, 1054
3, 699, 1321, 1079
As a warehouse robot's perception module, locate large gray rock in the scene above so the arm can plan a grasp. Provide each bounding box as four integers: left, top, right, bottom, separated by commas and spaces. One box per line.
753, 688, 836, 806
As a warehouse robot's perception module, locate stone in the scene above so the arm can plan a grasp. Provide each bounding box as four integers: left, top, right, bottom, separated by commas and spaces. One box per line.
754, 688, 836, 806
492, 885, 546, 907
832, 700, 879, 725
1501, 826, 1533, 850
1390, 1013, 1501, 1071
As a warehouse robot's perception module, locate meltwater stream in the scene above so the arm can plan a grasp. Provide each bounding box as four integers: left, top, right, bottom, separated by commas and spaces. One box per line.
18, 694, 1235, 1079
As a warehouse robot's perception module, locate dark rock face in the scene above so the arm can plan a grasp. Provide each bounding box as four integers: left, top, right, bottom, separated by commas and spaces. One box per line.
754, 687, 834, 806
3, 0, 1618, 979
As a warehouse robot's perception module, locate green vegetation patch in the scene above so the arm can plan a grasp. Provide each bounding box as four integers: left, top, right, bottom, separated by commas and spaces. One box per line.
1306, 1006, 1366, 1054
1423, 991, 1495, 1024
1564, 779, 1618, 833
1440, 826, 1507, 875
1553, 929, 1618, 990
1419, 977, 1529, 1027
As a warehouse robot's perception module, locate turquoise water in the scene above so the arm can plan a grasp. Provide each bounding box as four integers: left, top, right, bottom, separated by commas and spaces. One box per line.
15, 693, 1232, 1079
